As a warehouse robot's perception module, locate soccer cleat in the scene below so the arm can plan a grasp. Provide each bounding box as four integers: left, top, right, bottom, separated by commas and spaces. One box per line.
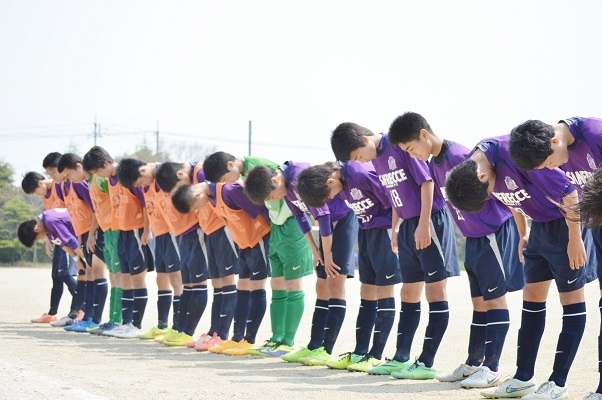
521, 381, 568, 399
583, 393, 602, 400
31, 313, 58, 323
480, 377, 537, 398
111, 323, 143, 339
460, 366, 502, 388
195, 333, 224, 351
299, 347, 331, 366
326, 352, 363, 370
259, 343, 294, 357
102, 324, 129, 337
347, 355, 382, 373
89, 322, 118, 335
138, 326, 166, 340
153, 328, 177, 343
390, 358, 436, 380
247, 340, 276, 356
65, 319, 99, 333
436, 363, 479, 382
50, 316, 75, 327
164, 332, 194, 346
279, 346, 310, 362
367, 358, 411, 375
223, 339, 254, 356
209, 339, 239, 354
187, 333, 209, 348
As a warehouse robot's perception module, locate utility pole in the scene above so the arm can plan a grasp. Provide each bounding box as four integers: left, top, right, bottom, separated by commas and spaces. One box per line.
248, 120, 252, 156
93, 117, 98, 146
155, 121, 159, 155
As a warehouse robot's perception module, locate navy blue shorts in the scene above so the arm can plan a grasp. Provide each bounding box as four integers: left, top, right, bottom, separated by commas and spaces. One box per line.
316, 211, 359, 279
358, 228, 401, 286
397, 207, 460, 284
51, 245, 76, 278
154, 232, 182, 273
590, 226, 602, 289
177, 228, 209, 285
464, 218, 525, 300
81, 229, 105, 266
118, 229, 154, 276
524, 217, 597, 292
239, 234, 270, 280
206, 227, 239, 279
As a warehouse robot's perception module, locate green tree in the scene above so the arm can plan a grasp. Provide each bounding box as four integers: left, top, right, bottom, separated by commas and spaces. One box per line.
0, 195, 43, 264
0, 160, 14, 189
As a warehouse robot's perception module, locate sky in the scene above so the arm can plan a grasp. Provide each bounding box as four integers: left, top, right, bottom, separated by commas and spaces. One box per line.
1, 0, 601, 180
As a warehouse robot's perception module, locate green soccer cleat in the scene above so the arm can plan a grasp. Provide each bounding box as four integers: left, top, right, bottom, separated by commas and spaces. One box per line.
281, 346, 312, 363
299, 347, 331, 366
367, 358, 411, 375
326, 352, 363, 370
391, 358, 436, 380
247, 340, 276, 356
347, 355, 382, 373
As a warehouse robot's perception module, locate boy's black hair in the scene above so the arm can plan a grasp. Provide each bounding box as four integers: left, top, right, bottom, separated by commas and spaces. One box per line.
21, 171, 45, 194
203, 151, 236, 182
578, 169, 602, 228
388, 112, 432, 145
42, 152, 62, 169
155, 162, 185, 192
509, 120, 554, 170
296, 162, 339, 207
171, 184, 195, 214
330, 122, 375, 162
244, 166, 278, 205
82, 146, 114, 173
57, 153, 83, 173
117, 158, 146, 189
445, 159, 489, 212
18, 220, 38, 248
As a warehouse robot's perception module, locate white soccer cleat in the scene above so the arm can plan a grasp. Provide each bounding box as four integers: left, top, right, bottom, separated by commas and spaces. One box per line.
460, 365, 502, 388
436, 363, 479, 382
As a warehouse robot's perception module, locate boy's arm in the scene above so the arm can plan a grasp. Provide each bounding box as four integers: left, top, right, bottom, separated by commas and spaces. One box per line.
86, 214, 99, 253
141, 206, 152, 245
61, 244, 87, 273
509, 207, 529, 263
415, 180, 434, 250
317, 215, 340, 277
563, 190, 587, 269
391, 208, 401, 254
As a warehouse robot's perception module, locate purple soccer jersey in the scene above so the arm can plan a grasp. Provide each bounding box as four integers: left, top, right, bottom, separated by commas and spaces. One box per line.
479, 135, 574, 222
339, 161, 392, 230
431, 141, 511, 238
281, 161, 350, 236
208, 182, 269, 221
559, 117, 602, 189
42, 208, 78, 250
371, 133, 445, 219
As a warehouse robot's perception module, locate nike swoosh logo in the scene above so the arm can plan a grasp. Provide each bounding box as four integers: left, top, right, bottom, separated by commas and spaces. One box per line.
462, 374, 471, 378
386, 274, 395, 279
567, 278, 578, 284
505, 384, 535, 393
427, 271, 436, 276
324, 327, 330, 330
292, 265, 301, 270
225, 265, 233, 270
252, 271, 260, 275
550, 389, 567, 399
167, 264, 174, 269
485, 341, 492, 344
555, 351, 564, 354
356, 327, 361, 330
121, 308, 128, 311
115, 262, 120, 265
220, 314, 227, 317
424, 337, 432, 340
133, 265, 141, 270
195, 273, 203, 278
487, 287, 498, 293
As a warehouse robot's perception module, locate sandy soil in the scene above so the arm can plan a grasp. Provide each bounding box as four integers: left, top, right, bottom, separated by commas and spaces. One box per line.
0, 267, 599, 400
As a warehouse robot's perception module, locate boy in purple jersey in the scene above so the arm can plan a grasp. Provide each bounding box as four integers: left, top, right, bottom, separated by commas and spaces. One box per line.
245, 161, 359, 364
171, 181, 270, 355
21, 170, 78, 324
156, 161, 239, 349
330, 123, 460, 380
18, 209, 89, 279
509, 117, 602, 400
388, 112, 526, 388
295, 160, 401, 373
446, 135, 597, 399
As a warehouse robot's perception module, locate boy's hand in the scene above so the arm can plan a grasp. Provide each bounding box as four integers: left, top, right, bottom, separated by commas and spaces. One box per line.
390, 233, 398, 255
141, 229, 153, 246
45, 240, 53, 258
517, 234, 528, 264
86, 234, 96, 253
414, 223, 431, 250
323, 251, 340, 278
567, 238, 586, 270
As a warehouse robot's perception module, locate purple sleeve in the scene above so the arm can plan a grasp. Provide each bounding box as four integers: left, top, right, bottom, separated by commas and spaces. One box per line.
54, 183, 65, 201
294, 213, 312, 234
73, 181, 94, 211
317, 214, 333, 237
130, 186, 146, 206
525, 168, 575, 202
54, 221, 78, 250
196, 168, 206, 183
360, 168, 392, 208
226, 183, 268, 220
404, 152, 433, 186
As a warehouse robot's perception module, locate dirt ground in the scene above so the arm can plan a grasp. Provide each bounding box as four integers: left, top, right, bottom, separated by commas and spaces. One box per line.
0, 267, 599, 400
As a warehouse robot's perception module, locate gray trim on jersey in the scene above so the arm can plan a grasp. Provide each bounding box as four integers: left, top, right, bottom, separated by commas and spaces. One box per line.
429, 219, 445, 262
258, 237, 268, 266
133, 229, 146, 261
222, 226, 239, 258
196, 228, 209, 265
486, 232, 505, 279
170, 232, 181, 260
